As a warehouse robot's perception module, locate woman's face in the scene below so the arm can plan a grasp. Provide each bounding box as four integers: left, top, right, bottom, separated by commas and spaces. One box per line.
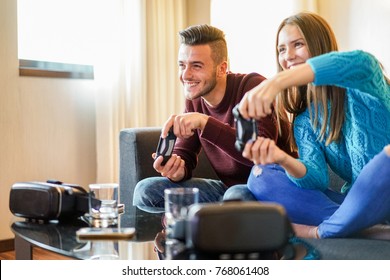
277, 24, 310, 71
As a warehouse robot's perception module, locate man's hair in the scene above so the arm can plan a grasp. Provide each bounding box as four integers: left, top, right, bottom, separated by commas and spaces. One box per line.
179, 24, 228, 64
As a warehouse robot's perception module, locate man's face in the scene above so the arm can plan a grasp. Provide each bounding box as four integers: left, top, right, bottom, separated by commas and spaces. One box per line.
178, 44, 218, 100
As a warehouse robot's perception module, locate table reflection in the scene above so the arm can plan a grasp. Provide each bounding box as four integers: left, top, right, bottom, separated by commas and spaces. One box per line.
11, 206, 164, 260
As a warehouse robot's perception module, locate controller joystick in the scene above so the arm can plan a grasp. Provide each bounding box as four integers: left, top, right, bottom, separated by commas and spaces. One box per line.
156, 127, 177, 165
232, 104, 258, 152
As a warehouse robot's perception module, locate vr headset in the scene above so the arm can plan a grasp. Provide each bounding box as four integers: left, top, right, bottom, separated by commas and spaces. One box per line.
163, 201, 308, 260
9, 180, 90, 222
186, 201, 294, 254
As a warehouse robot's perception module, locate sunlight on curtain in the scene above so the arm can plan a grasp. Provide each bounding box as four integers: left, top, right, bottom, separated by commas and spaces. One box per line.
211, 0, 317, 78
93, 0, 147, 183
145, 0, 187, 126
94, 0, 187, 183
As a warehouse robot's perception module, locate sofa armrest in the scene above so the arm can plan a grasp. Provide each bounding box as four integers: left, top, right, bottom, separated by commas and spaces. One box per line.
119, 127, 218, 208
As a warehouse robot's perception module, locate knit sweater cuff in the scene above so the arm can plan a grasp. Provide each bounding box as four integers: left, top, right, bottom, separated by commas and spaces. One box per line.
307, 53, 339, 86
286, 163, 328, 191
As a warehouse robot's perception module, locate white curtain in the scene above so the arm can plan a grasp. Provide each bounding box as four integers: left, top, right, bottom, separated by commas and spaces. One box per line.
145, 0, 187, 126
93, 0, 186, 183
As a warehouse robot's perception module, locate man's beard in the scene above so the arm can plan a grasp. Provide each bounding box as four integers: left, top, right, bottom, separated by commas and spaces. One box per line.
185, 76, 217, 101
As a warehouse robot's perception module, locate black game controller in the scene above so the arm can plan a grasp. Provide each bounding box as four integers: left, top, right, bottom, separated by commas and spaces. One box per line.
232, 104, 258, 152
156, 127, 177, 165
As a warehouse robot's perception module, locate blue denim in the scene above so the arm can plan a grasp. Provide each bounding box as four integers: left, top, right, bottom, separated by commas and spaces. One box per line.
133, 178, 257, 214
318, 150, 390, 238
247, 149, 390, 238
133, 177, 227, 213
222, 184, 257, 201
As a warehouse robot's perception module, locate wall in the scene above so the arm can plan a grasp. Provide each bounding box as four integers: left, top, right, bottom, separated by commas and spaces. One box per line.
211, 0, 390, 77
318, 0, 390, 70
187, 0, 210, 26
211, 0, 304, 77
0, 0, 97, 241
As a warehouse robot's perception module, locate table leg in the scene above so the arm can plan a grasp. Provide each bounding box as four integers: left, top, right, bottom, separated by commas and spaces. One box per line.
14, 235, 32, 260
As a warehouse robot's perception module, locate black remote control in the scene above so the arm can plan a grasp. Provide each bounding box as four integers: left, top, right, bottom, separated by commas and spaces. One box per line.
232, 104, 258, 152
156, 128, 177, 165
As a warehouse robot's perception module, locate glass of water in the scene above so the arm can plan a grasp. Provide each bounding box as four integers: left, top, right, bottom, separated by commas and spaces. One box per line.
164, 187, 199, 259
89, 183, 119, 227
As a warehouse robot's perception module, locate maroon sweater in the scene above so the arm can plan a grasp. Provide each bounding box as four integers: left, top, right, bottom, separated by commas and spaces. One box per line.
173, 73, 292, 187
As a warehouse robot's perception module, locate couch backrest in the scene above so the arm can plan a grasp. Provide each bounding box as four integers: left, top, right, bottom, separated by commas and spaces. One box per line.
119, 127, 218, 207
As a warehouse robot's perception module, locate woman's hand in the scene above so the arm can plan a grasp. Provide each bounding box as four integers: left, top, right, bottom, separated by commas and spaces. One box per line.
242, 137, 287, 165
243, 136, 307, 178
239, 77, 281, 120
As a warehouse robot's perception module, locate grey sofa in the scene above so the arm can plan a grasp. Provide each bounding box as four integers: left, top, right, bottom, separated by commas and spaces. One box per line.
119, 127, 390, 259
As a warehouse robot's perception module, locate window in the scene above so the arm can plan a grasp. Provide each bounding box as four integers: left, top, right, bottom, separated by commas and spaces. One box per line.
17, 0, 97, 79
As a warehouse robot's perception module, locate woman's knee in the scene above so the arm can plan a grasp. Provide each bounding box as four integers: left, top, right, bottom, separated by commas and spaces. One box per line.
247, 165, 285, 199
384, 144, 390, 156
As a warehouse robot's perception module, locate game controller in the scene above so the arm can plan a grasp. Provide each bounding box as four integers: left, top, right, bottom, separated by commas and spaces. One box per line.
156, 127, 177, 165
232, 104, 258, 152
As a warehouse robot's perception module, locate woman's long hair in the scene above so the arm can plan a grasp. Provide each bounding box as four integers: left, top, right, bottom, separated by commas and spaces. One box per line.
275, 12, 346, 150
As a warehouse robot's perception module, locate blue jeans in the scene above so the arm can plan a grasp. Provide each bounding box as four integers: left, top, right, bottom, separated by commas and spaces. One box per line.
247, 149, 390, 238
133, 177, 255, 213
223, 184, 256, 201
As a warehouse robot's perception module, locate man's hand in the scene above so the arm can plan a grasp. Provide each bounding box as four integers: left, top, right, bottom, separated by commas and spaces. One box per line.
156, 112, 209, 181
161, 113, 209, 139
153, 153, 186, 181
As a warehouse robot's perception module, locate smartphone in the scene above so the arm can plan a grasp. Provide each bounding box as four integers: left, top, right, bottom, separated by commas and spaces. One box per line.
76, 227, 136, 241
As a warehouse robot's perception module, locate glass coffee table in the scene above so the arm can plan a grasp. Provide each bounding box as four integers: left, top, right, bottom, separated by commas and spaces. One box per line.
12, 204, 320, 260
11, 206, 164, 260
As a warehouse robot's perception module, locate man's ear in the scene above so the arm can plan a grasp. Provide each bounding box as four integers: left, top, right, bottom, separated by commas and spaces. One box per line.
217, 61, 228, 77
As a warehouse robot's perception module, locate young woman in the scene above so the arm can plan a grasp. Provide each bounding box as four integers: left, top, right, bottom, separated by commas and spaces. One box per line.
238, 12, 390, 239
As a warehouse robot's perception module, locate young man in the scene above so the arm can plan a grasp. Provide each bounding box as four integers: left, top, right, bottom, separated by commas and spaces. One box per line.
133, 24, 294, 212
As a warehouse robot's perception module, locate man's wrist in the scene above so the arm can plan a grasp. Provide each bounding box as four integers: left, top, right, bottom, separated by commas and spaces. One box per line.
199, 114, 210, 131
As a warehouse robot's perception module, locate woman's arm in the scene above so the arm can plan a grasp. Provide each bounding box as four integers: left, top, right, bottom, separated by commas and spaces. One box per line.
308, 50, 390, 110
239, 63, 315, 120
287, 112, 330, 190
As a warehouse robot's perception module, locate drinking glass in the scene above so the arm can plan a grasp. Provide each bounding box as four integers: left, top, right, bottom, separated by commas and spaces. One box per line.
164, 187, 199, 259
89, 183, 119, 227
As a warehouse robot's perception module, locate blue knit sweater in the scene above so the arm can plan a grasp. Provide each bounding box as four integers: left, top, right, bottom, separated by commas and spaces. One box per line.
286, 50, 390, 193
